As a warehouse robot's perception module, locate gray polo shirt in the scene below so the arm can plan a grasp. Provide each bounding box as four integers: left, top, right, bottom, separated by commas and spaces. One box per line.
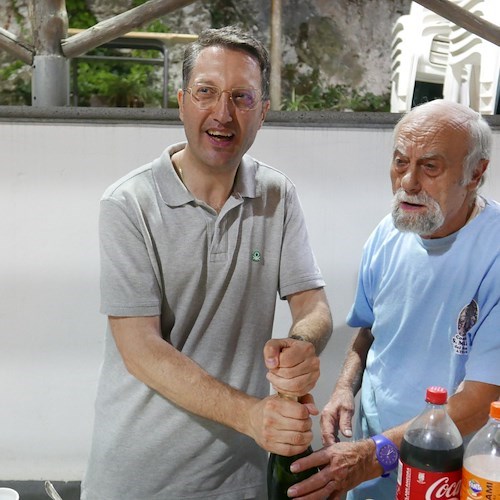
82, 143, 325, 500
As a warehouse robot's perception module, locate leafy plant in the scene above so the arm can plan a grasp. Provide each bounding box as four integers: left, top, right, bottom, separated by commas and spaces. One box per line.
67, 0, 168, 107
0, 59, 31, 105
66, 0, 98, 28
281, 64, 390, 112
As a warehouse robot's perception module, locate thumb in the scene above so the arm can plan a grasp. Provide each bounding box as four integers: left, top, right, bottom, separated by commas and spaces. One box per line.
263, 338, 292, 369
339, 411, 353, 438
299, 393, 319, 416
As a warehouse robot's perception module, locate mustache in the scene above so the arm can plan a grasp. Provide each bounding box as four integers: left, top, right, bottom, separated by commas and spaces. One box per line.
393, 188, 438, 207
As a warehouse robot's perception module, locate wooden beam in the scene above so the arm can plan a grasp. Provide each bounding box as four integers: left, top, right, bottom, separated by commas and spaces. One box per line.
0, 27, 34, 65
270, 0, 282, 110
66, 28, 197, 46
413, 0, 500, 46
61, 0, 197, 59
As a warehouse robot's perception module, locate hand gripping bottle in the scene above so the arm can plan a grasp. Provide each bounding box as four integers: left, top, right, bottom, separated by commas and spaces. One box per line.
460, 400, 500, 500
267, 394, 319, 500
396, 386, 463, 500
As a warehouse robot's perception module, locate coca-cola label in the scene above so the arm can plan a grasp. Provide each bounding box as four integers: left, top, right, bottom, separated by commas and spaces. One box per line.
396, 461, 462, 500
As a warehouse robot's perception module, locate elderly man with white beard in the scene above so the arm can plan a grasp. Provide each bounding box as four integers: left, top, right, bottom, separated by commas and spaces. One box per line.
284, 100, 500, 500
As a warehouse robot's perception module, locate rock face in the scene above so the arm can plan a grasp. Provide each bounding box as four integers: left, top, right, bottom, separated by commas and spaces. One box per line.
136, 0, 412, 95
0, 0, 412, 103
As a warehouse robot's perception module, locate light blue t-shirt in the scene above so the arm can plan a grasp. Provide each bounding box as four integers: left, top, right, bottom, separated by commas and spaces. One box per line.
346, 198, 500, 500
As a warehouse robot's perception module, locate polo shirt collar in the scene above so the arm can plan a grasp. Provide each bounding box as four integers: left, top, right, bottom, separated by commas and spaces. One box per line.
153, 142, 259, 207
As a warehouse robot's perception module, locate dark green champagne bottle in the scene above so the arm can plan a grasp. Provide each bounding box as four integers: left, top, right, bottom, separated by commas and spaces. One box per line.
267, 444, 318, 499
267, 394, 320, 500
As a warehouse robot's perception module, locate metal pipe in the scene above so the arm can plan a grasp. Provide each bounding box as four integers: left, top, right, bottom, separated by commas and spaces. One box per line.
32, 55, 70, 107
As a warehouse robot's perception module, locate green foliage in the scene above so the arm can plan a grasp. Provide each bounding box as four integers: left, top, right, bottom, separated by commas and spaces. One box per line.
65, 0, 170, 107
0, 60, 31, 105
66, 0, 98, 29
75, 56, 163, 107
281, 65, 390, 112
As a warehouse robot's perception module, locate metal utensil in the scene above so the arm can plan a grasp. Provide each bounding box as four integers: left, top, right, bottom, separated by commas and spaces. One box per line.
44, 481, 63, 500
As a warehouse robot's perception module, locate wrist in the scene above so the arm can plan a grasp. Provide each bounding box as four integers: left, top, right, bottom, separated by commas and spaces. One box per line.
289, 334, 310, 342
371, 434, 399, 477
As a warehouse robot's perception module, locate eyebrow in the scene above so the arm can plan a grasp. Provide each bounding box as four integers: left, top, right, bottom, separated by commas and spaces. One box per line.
393, 149, 445, 161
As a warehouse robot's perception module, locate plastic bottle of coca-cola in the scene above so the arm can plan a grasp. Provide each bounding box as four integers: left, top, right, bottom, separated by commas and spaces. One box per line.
396, 386, 463, 500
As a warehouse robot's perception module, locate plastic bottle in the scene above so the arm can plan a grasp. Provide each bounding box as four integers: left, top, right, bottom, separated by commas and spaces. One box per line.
267, 394, 319, 500
396, 386, 463, 500
460, 400, 500, 500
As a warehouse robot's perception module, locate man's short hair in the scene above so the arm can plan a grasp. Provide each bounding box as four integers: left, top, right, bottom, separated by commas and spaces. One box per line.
182, 26, 271, 101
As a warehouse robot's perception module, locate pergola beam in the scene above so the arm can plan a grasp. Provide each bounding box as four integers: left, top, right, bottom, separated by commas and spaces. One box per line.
414, 0, 500, 46
61, 0, 197, 59
0, 27, 34, 65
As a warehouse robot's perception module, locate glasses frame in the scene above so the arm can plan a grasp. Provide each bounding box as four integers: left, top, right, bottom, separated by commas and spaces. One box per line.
184, 83, 262, 111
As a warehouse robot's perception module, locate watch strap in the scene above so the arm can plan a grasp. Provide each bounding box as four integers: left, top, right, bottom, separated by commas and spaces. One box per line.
371, 434, 399, 477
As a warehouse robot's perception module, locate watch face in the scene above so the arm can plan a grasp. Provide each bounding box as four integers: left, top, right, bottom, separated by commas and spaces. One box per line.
380, 444, 399, 467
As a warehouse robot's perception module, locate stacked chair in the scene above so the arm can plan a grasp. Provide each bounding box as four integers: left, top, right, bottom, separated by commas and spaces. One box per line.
390, 0, 500, 114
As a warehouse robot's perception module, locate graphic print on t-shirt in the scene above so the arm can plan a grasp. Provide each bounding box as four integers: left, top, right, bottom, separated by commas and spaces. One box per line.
452, 299, 479, 355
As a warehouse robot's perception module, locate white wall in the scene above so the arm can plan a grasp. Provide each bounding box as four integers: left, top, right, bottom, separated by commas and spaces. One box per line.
1, 119, 499, 481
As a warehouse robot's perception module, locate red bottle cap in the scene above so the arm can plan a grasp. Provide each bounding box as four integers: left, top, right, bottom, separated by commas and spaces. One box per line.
490, 401, 500, 419
425, 386, 448, 405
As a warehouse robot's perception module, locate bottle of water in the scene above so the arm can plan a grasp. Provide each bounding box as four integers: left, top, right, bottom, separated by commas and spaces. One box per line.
460, 400, 500, 499
396, 386, 463, 500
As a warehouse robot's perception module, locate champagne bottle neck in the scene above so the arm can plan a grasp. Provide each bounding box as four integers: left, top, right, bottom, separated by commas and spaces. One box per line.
278, 392, 299, 402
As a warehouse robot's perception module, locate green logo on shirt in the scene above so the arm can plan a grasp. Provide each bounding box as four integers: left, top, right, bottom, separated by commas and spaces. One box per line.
251, 250, 261, 262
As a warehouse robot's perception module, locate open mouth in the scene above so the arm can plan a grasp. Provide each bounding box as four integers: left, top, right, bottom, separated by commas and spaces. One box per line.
207, 129, 234, 142
400, 201, 426, 210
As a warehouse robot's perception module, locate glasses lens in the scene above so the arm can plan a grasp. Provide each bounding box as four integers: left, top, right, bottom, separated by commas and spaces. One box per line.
188, 84, 260, 110
191, 84, 219, 109
231, 88, 259, 110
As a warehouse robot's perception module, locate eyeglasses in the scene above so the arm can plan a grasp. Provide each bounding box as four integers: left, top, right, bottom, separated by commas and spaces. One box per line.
184, 83, 262, 111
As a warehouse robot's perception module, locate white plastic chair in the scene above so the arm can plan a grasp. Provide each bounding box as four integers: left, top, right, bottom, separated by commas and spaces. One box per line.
391, 2, 452, 112
442, 0, 500, 114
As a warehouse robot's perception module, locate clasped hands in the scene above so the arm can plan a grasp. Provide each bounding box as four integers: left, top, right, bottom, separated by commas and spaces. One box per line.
251, 342, 369, 499
246, 337, 319, 457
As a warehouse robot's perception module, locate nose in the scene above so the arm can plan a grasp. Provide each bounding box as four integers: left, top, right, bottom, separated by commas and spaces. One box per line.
212, 91, 233, 123
399, 165, 421, 194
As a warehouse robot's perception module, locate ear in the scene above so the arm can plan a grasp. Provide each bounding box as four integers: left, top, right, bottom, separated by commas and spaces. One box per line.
258, 99, 271, 128
468, 159, 489, 190
177, 89, 185, 122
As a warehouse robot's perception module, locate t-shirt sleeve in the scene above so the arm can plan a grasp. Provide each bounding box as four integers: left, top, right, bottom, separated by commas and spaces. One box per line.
346, 250, 375, 328
465, 259, 500, 386
345, 221, 387, 328
278, 185, 325, 299
99, 197, 162, 317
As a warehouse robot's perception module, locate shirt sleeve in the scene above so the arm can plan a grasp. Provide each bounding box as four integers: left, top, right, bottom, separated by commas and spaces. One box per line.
99, 197, 162, 317
278, 184, 325, 299
465, 258, 500, 386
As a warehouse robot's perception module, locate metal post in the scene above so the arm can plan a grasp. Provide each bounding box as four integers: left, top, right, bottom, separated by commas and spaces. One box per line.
32, 55, 70, 106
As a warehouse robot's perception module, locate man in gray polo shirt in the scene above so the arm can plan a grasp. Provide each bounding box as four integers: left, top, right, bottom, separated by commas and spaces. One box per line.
82, 26, 332, 500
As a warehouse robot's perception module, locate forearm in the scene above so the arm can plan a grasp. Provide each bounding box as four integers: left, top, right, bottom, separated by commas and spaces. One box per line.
360, 380, 500, 477
111, 316, 258, 437
448, 380, 500, 436
287, 287, 332, 354
335, 327, 373, 395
